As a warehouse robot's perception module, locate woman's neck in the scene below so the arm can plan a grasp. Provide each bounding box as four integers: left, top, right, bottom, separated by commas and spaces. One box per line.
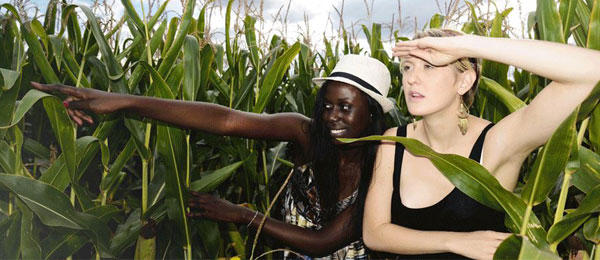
337, 144, 365, 165
419, 101, 467, 152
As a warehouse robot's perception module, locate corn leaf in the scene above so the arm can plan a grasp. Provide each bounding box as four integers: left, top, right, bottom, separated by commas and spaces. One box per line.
0, 3, 22, 22
4, 90, 76, 182
190, 161, 244, 192
157, 0, 196, 78
479, 77, 526, 113
587, 0, 600, 50
572, 147, 600, 193
120, 0, 145, 36
197, 220, 222, 258
0, 174, 114, 253
574, 0, 591, 45
0, 68, 19, 91
521, 107, 578, 205
537, 0, 566, 43
0, 141, 16, 174
583, 216, 600, 242
100, 138, 135, 191
590, 104, 600, 152
225, 0, 234, 71
547, 184, 600, 243
1, 211, 21, 259
560, 0, 578, 40
0, 72, 20, 140
244, 15, 260, 70
21, 22, 60, 83
494, 234, 559, 259
110, 209, 142, 256
18, 200, 42, 260
429, 14, 445, 28
41, 204, 119, 260
253, 42, 301, 113
183, 35, 201, 101
339, 135, 548, 248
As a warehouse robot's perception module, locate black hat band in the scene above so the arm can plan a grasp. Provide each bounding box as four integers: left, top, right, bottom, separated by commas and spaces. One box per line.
329, 72, 383, 96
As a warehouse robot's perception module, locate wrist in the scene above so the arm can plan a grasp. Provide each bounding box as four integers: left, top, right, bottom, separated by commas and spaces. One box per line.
246, 210, 260, 227
119, 94, 139, 112
240, 207, 255, 224
442, 232, 463, 254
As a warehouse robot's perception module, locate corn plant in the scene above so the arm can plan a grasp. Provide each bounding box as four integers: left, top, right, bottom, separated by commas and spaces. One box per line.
0, 0, 599, 259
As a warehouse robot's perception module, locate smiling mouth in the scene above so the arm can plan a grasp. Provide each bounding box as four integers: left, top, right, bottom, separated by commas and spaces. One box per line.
330, 129, 347, 135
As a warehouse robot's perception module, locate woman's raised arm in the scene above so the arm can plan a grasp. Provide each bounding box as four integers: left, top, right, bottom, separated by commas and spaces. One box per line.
394, 36, 600, 178
31, 82, 310, 144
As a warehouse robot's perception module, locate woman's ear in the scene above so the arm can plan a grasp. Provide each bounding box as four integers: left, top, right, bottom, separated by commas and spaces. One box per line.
457, 70, 476, 95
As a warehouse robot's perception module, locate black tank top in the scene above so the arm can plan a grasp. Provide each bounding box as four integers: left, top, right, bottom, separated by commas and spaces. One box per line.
390, 124, 506, 259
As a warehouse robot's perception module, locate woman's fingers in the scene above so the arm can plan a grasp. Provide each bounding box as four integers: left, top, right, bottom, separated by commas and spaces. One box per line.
395, 39, 420, 48
186, 212, 203, 217
392, 46, 417, 57
61, 96, 93, 125
72, 109, 93, 124
31, 82, 83, 98
80, 111, 94, 124
31, 82, 96, 125
67, 109, 83, 126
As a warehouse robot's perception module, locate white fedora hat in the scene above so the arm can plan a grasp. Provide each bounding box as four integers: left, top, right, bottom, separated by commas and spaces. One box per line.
312, 54, 394, 113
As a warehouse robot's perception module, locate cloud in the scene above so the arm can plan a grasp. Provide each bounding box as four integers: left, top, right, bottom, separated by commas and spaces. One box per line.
22, 0, 536, 54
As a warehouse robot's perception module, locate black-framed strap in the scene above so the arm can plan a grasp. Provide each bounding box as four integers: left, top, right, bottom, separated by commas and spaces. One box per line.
329, 72, 382, 95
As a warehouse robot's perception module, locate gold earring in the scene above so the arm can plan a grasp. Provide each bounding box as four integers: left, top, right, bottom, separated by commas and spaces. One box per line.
412, 116, 417, 130
457, 98, 469, 135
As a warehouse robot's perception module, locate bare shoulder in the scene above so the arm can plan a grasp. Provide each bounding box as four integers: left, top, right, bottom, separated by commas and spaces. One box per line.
384, 127, 398, 136
375, 127, 399, 166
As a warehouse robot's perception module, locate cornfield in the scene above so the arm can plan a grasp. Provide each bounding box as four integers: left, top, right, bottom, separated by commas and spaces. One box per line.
0, 0, 599, 259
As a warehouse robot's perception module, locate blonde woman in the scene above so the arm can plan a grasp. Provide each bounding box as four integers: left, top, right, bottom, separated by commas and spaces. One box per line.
363, 29, 600, 259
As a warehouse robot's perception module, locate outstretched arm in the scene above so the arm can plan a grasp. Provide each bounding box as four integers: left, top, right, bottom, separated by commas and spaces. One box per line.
31, 82, 311, 144
188, 192, 360, 257
362, 128, 509, 260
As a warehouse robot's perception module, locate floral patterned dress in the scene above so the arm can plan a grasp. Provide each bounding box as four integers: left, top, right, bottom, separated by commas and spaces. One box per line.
281, 164, 367, 260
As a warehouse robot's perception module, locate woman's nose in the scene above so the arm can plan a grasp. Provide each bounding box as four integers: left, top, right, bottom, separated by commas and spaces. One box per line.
405, 70, 420, 85
327, 108, 341, 122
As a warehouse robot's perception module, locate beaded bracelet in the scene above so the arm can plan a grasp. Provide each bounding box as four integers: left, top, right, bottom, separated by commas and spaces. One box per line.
247, 211, 259, 228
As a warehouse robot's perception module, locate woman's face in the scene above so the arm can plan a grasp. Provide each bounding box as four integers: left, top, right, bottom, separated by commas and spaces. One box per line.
401, 57, 462, 116
321, 81, 371, 143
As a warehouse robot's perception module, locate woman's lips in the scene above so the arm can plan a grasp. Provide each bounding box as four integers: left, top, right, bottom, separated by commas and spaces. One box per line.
330, 128, 347, 136
408, 91, 425, 101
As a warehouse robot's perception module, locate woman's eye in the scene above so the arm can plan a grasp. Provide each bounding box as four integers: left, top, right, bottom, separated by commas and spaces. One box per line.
341, 104, 352, 111
401, 65, 412, 72
324, 104, 333, 110
424, 64, 434, 69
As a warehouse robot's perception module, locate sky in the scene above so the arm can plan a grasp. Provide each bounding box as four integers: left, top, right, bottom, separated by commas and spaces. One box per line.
4, 0, 537, 51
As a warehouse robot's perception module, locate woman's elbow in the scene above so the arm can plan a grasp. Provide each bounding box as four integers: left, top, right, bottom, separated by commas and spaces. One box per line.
294, 242, 343, 257
363, 226, 377, 250
362, 225, 383, 251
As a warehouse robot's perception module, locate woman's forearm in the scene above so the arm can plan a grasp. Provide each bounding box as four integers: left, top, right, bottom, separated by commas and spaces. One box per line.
463, 36, 600, 86
364, 223, 455, 254
122, 94, 233, 134
244, 210, 359, 257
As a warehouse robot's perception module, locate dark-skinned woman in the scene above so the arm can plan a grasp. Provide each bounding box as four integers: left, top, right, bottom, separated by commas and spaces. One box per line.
31, 54, 394, 259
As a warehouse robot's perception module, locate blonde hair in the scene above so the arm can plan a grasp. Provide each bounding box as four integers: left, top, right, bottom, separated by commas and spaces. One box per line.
411, 28, 481, 107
